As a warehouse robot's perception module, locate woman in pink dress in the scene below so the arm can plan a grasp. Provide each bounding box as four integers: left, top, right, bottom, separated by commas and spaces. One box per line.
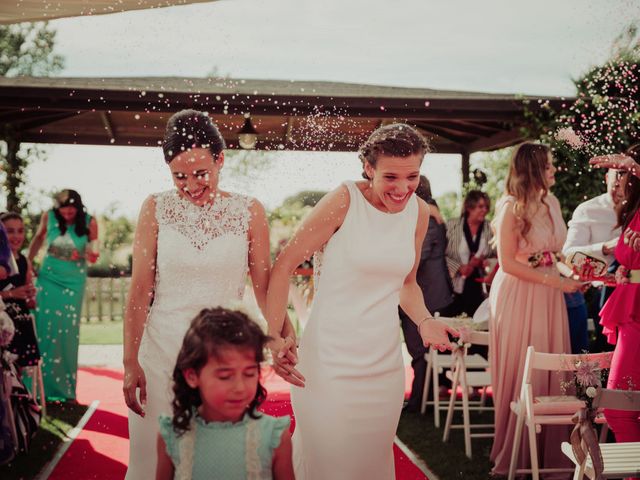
591, 147, 640, 476
489, 143, 583, 476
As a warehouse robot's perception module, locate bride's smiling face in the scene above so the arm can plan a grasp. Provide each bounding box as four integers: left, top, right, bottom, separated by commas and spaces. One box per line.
169, 148, 224, 206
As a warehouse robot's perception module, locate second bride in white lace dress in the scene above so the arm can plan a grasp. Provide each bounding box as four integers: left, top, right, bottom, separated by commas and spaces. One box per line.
122, 110, 294, 479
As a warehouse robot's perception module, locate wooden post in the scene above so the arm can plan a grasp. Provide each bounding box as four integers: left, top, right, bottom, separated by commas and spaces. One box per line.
97, 277, 103, 321
461, 150, 471, 186
120, 277, 127, 320
109, 277, 115, 321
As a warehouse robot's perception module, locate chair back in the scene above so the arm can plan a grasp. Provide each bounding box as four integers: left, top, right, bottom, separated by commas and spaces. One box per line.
593, 388, 640, 411
523, 347, 613, 384
467, 331, 489, 346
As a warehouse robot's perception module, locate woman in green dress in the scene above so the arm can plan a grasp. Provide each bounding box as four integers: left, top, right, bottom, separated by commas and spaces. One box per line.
28, 189, 99, 401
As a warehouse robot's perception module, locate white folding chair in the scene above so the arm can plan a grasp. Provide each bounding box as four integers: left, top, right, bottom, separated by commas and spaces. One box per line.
24, 358, 46, 417
419, 317, 488, 428
508, 347, 613, 480
442, 330, 493, 458
562, 388, 640, 479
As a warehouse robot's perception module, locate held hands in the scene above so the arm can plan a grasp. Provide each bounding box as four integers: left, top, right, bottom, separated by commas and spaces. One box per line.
269, 336, 306, 387
418, 318, 459, 352
123, 360, 147, 417
7, 284, 37, 301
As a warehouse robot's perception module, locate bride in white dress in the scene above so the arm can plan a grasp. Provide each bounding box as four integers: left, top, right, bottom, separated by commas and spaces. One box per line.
266, 124, 457, 479
122, 110, 294, 479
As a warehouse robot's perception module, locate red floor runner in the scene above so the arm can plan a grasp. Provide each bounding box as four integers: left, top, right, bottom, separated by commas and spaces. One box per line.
49, 367, 427, 479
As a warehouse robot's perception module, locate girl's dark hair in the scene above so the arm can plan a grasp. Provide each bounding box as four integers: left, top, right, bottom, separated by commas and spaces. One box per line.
616, 143, 640, 230
171, 307, 270, 436
53, 189, 88, 237
162, 109, 226, 163
358, 124, 429, 180
0, 212, 23, 223
462, 190, 491, 218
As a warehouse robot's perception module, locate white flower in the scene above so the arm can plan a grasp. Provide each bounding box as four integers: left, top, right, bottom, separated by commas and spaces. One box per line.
0, 310, 15, 347
586, 386, 598, 398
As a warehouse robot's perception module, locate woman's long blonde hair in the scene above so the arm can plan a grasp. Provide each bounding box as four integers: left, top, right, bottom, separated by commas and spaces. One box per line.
503, 143, 553, 240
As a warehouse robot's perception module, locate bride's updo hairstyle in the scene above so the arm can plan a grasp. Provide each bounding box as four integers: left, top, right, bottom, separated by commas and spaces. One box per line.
358, 124, 429, 180
162, 109, 226, 164
504, 142, 552, 240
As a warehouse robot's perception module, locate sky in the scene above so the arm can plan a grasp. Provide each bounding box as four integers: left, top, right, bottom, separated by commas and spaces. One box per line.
11, 0, 640, 217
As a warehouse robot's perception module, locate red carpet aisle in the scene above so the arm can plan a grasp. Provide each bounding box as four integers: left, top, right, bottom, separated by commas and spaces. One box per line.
49, 366, 428, 479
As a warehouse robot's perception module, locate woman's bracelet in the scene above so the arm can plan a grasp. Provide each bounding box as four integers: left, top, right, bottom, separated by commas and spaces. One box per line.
417, 316, 435, 333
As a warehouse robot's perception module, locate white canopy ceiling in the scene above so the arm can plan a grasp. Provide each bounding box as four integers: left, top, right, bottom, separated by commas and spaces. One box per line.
0, 0, 219, 24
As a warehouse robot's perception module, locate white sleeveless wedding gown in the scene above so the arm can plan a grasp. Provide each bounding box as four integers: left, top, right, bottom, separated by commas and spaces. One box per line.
291, 181, 419, 480
126, 190, 252, 479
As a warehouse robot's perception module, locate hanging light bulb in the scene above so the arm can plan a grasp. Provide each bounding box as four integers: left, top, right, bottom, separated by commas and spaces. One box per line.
238, 114, 258, 150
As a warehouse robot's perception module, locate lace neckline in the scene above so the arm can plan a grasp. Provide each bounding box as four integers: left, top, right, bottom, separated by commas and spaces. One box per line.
155, 189, 252, 251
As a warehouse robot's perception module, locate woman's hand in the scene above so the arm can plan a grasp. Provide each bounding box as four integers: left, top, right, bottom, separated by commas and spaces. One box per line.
590, 154, 640, 176
418, 318, 459, 352
458, 264, 474, 277
123, 360, 147, 417
85, 250, 100, 264
269, 336, 306, 387
6, 284, 37, 301
623, 228, 640, 252
555, 276, 584, 293
615, 265, 630, 285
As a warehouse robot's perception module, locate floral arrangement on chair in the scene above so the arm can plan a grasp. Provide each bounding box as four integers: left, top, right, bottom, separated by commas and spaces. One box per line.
0, 299, 15, 350
561, 355, 608, 478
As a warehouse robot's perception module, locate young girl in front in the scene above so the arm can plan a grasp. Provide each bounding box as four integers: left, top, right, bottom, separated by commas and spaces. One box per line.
156, 307, 294, 480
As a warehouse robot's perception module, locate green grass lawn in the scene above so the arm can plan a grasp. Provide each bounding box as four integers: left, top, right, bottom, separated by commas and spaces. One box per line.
0, 402, 88, 480
396, 407, 494, 480
80, 319, 123, 345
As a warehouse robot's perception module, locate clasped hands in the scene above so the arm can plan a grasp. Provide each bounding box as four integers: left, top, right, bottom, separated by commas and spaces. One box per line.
269, 336, 306, 387
459, 256, 487, 278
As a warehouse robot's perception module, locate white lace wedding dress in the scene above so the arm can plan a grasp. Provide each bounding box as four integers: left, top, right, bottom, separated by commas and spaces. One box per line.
126, 190, 253, 479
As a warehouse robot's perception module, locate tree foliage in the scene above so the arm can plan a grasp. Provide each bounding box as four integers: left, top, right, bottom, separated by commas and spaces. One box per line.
0, 22, 64, 76
0, 22, 64, 212
523, 23, 640, 221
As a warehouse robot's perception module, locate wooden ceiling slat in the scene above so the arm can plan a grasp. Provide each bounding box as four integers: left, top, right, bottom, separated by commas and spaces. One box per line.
0, 77, 574, 153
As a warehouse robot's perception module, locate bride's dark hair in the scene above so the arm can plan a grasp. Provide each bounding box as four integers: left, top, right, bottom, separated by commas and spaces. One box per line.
170, 307, 269, 436
162, 109, 226, 163
358, 123, 429, 180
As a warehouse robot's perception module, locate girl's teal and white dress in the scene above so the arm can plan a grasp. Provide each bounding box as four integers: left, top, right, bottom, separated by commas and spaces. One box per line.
158, 412, 289, 480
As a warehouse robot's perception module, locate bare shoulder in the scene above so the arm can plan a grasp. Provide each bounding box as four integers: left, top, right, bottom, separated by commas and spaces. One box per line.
137, 195, 158, 226
312, 183, 350, 215
247, 196, 267, 217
